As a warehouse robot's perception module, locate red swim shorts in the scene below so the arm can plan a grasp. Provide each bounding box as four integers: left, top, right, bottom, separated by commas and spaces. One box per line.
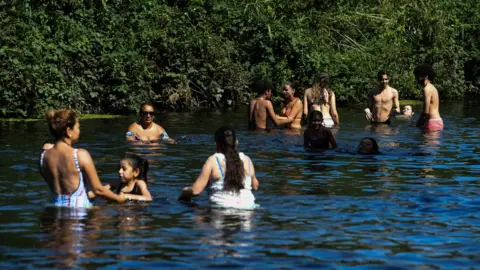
424, 118, 444, 131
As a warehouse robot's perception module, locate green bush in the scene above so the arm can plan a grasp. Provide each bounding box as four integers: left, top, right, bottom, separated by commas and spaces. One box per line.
0, 0, 478, 117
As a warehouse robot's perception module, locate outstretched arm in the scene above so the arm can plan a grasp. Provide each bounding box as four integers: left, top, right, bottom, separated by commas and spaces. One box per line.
266, 101, 292, 126
78, 149, 125, 203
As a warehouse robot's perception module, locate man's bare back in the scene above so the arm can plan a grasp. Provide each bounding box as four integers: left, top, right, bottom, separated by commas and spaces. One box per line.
249, 97, 292, 130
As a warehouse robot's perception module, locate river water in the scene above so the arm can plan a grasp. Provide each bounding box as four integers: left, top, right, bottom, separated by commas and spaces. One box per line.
0, 101, 479, 268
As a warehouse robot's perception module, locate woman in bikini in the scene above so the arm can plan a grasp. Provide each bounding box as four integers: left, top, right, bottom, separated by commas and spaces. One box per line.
126, 103, 175, 143
279, 82, 303, 129
303, 72, 339, 127
40, 109, 126, 208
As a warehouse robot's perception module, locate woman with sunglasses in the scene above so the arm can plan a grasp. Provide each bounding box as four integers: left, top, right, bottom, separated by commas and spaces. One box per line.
126, 103, 175, 143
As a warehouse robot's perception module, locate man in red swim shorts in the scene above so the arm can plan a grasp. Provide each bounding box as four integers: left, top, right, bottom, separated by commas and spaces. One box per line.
414, 64, 444, 131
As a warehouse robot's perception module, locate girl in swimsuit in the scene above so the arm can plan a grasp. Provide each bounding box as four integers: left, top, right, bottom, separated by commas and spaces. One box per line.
303, 72, 339, 127
110, 154, 152, 201
279, 82, 303, 129
40, 109, 126, 208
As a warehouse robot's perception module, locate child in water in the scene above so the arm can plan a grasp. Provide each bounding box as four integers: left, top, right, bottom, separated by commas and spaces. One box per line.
89, 154, 152, 201
304, 111, 337, 150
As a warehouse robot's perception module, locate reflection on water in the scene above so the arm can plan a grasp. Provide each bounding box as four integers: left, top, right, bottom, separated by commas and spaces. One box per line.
1, 102, 480, 268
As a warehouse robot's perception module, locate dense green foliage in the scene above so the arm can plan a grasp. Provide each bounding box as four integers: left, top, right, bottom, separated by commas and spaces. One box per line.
1, 0, 479, 117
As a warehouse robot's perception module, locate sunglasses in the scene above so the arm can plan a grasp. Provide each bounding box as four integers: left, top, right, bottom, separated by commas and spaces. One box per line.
141, 111, 155, 116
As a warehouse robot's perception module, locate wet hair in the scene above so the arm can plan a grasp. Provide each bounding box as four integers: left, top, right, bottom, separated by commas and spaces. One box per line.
252, 79, 273, 96
215, 127, 244, 192
311, 72, 333, 105
307, 111, 324, 129
140, 103, 155, 114
358, 137, 380, 154
121, 154, 149, 182
413, 64, 435, 81
377, 70, 390, 81
45, 109, 78, 140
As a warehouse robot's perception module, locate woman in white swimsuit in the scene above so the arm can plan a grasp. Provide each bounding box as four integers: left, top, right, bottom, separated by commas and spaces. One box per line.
303, 72, 339, 127
178, 127, 260, 210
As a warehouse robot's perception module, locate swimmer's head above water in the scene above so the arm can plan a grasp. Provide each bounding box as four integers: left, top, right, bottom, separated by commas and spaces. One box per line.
402, 105, 414, 116
307, 111, 324, 129
358, 137, 380, 155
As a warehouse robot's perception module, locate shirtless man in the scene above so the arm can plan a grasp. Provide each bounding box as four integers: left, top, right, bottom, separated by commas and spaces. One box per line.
248, 80, 293, 130
414, 64, 443, 131
364, 70, 400, 124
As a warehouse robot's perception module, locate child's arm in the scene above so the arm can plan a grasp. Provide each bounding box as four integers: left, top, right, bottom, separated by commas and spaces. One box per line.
123, 181, 152, 201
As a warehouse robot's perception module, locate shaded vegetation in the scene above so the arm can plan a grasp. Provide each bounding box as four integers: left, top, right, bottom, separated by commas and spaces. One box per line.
1, 0, 479, 117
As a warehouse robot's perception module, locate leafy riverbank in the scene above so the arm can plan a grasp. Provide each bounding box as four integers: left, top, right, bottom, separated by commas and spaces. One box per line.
1, 1, 479, 117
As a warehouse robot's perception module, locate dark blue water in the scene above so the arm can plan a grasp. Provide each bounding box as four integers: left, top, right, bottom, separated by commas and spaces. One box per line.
0, 101, 479, 268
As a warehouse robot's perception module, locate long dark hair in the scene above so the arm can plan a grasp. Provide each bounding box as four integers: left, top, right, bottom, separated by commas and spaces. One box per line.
215, 127, 244, 192
311, 72, 333, 105
122, 154, 149, 182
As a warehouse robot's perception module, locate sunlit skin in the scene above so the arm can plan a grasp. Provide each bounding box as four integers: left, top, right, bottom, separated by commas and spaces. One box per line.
249, 89, 293, 129
126, 104, 175, 143
365, 74, 400, 123
303, 88, 339, 125
416, 76, 441, 127
278, 84, 303, 129
41, 117, 126, 203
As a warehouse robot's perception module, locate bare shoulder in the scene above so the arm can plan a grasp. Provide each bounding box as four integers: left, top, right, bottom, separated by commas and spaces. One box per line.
77, 148, 93, 165
127, 122, 140, 132
390, 87, 399, 94
135, 180, 148, 188
154, 123, 165, 134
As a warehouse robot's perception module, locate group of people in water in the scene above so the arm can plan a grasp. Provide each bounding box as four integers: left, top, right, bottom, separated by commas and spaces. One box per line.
39, 63, 442, 210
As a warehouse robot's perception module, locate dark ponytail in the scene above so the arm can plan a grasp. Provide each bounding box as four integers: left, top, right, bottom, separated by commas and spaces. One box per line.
123, 154, 149, 183
215, 127, 244, 192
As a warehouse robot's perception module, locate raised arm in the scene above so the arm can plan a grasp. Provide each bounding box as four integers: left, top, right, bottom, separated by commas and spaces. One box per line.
123, 180, 152, 201
178, 156, 214, 201
78, 149, 125, 203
